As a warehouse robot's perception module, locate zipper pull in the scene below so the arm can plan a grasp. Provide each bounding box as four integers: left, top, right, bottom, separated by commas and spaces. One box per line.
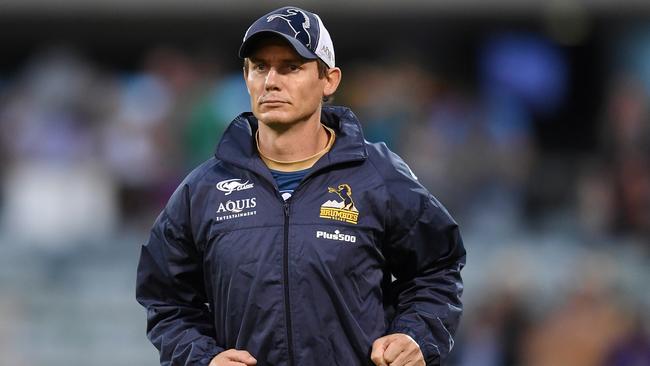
283, 202, 290, 216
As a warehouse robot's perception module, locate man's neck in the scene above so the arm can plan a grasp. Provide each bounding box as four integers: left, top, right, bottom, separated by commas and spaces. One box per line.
257, 112, 329, 162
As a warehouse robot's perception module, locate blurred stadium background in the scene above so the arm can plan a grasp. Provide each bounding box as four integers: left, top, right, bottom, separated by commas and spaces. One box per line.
1, 1, 649, 365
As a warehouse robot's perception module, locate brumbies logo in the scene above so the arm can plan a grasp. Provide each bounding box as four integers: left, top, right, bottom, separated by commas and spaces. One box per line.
319, 184, 359, 224
266, 8, 312, 48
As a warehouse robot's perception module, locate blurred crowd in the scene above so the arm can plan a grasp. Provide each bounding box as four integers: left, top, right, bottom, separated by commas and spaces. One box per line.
0, 26, 649, 366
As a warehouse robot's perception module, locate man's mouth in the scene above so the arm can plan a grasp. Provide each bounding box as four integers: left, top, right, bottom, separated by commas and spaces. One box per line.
260, 97, 289, 105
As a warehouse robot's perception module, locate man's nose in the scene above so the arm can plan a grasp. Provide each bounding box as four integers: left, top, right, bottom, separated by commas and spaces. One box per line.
264, 68, 281, 90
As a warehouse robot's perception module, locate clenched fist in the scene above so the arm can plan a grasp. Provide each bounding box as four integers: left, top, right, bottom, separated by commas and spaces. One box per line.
370, 333, 425, 366
209, 349, 257, 366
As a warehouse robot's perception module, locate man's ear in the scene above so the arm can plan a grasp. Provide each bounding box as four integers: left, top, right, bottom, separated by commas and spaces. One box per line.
323, 67, 342, 98
243, 65, 251, 95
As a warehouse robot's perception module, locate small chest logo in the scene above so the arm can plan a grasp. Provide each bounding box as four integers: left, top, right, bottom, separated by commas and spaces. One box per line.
319, 184, 359, 224
216, 198, 257, 221
217, 198, 256, 214
216, 179, 254, 195
316, 229, 357, 243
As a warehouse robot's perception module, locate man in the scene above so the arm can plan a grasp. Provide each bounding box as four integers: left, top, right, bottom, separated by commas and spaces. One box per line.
136, 6, 465, 366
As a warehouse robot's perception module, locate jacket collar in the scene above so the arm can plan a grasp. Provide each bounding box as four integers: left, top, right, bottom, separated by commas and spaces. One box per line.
215, 106, 368, 176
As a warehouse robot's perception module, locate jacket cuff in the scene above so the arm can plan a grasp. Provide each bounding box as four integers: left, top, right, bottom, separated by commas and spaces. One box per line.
199, 349, 222, 366
195, 340, 224, 366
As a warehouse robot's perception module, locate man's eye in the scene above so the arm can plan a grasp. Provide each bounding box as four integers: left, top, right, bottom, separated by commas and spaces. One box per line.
289, 64, 300, 71
254, 64, 266, 71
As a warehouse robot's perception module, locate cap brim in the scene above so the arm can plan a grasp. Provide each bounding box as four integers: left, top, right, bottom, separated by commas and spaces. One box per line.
239, 30, 319, 61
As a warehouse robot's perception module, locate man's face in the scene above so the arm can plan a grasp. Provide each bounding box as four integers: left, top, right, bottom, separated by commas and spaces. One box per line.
244, 38, 328, 128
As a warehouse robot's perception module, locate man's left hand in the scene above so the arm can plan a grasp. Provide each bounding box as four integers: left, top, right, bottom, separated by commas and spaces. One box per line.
370, 333, 425, 366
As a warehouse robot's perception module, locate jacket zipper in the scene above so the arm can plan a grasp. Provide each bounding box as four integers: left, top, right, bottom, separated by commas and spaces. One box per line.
277, 168, 342, 366
262, 164, 363, 366
283, 201, 295, 366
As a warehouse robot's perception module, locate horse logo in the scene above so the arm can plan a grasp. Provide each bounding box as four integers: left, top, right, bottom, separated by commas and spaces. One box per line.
327, 184, 356, 211
320, 183, 359, 224
266, 8, 312, 48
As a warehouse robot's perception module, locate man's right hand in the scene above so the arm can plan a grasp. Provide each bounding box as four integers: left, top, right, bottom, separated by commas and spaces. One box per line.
209, 349, 257, 366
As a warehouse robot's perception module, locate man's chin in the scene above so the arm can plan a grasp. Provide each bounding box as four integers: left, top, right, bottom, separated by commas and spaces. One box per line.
257, 111, 296, 128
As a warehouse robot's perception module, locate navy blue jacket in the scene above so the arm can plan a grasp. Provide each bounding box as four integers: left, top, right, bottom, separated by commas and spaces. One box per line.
136, 106, 466, 366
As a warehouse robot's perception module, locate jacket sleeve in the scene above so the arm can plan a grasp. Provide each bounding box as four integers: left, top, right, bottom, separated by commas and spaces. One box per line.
136, 182, 224, 366
381, 153, 466, 366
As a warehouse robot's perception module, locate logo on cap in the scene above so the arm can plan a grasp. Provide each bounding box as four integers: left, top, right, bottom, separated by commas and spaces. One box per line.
266, 8, 312, 48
